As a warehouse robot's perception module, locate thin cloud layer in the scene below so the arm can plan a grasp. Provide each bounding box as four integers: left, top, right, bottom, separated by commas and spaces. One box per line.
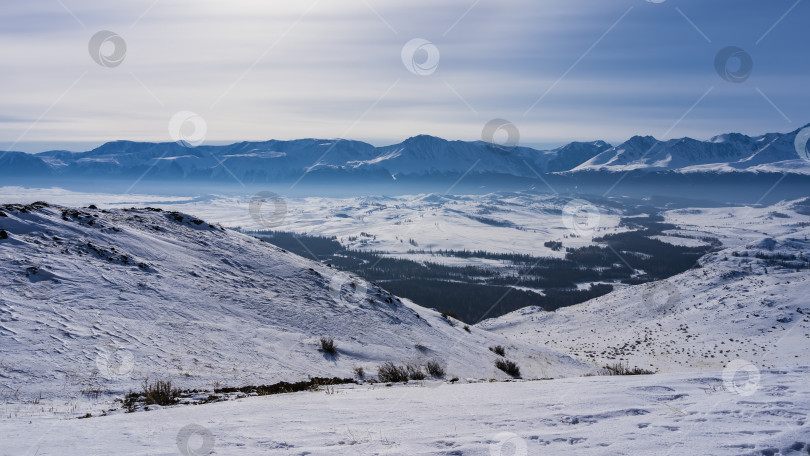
0, 0, 807, 152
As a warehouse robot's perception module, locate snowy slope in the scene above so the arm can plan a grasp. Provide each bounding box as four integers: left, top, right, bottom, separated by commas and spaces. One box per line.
0, 202, 594, 399
3, 368, 808, 455
480, 232, 810, 373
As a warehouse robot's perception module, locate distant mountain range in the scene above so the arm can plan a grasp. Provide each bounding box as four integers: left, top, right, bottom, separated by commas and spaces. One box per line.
2, 125, 809, 186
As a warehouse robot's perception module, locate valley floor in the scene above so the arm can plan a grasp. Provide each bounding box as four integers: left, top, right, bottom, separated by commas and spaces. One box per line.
3, 368, 808, 455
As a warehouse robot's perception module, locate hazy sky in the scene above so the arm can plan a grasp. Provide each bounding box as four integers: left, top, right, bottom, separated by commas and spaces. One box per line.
1, 0, 807, 152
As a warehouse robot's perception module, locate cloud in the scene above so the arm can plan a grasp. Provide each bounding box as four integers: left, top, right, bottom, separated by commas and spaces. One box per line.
0, 0, 807, 152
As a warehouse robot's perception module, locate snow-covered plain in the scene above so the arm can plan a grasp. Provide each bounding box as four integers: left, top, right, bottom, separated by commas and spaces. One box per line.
0, 186, 632, 258
2, 186, 796, 260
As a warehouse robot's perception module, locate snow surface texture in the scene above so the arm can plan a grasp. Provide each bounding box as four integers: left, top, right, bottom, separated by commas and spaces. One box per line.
3, 369, 808, 455
481, 232, 810, 373
0, 202, 592, 399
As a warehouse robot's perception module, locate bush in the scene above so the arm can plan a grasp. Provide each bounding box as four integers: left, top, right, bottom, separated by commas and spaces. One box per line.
601, 362, 655, 376
495, 359, 521, 378
354, 366, 365, 379
414, 343, 429, 353
489, 345, 506, 357
406, 363, 426, 380
425, 360, 445, 378
377, 362, 409, 382
142, 379, 179, 406
320, 337, 337, 355
214, 377, 355, 397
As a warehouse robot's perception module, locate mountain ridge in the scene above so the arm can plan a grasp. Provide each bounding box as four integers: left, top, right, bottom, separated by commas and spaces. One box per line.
2, 124, 810, 184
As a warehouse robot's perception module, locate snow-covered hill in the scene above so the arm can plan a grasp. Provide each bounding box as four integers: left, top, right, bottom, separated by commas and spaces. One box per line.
2, 125, 809, 185
0, 202, 594, 398
480, 233, 810, 373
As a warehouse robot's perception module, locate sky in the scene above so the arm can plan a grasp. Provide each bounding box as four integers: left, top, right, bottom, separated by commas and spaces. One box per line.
0, 0, 808, 153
